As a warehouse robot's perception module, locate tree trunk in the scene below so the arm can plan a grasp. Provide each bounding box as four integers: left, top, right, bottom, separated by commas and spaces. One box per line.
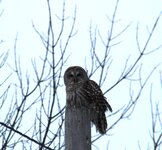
65, 106, 91, 150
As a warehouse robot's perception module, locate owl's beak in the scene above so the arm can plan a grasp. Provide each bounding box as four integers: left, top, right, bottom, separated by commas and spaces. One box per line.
73, 76, 78, 83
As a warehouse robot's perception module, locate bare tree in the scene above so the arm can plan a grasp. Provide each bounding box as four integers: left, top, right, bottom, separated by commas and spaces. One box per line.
85, 0, 162, 149
149, 79, 162, 150
0, 0, 76, 149
0, 0, 161, 149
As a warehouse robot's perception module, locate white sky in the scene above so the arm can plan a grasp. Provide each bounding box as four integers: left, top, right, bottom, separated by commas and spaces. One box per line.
0, 0, 162, 149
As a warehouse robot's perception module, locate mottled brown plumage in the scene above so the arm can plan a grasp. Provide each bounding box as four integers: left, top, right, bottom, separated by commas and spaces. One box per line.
64, 66, 112, 134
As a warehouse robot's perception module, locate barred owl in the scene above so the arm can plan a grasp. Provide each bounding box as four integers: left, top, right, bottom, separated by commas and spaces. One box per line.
64, 66, 112, 134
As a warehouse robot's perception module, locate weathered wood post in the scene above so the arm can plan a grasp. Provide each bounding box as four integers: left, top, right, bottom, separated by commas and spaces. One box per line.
65, 106, 91, 150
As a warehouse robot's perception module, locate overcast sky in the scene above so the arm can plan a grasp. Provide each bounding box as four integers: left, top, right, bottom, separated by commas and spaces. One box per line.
0, 0, 162, 149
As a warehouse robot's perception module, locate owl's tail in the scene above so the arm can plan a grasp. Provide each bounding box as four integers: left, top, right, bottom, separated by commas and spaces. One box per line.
92, 112, 107, 134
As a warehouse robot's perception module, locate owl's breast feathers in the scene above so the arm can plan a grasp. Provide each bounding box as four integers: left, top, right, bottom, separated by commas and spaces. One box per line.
65, 81, 88, 107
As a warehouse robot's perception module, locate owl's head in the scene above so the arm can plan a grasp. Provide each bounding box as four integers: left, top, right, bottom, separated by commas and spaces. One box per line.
64, 66, 89, 86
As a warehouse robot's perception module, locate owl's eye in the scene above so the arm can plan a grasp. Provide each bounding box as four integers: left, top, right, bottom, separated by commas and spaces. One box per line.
68, 73, 74, 78
76, 72, 82, 77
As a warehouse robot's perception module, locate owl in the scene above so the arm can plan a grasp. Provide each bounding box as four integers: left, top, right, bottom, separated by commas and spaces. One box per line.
64, 66, 112, 134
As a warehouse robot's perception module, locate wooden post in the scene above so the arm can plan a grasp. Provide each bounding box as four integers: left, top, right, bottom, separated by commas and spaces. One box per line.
65, 106, 91, 150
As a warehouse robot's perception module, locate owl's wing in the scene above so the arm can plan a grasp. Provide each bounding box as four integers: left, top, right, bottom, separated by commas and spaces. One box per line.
83, 80, 112, 112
